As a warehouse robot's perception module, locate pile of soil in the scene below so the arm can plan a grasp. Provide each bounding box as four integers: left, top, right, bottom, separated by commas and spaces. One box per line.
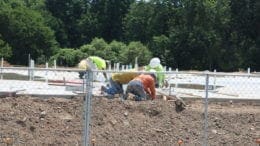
0, 96, 259, 145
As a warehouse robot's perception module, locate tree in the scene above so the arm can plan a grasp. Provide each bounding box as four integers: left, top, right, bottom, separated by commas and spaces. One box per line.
0, 6, 58, 64
89, 0, 134, 42
80, 38, 109, 59
0, 35, 12, 58
229, 0, 258, 70
77, 12, 100, 44
45, 0, 90, 47
149, 35, 170, 66
108, 40, 127, 63
123, 1, 154, 43
120, 41, 152, 65
50, 48, 86, 66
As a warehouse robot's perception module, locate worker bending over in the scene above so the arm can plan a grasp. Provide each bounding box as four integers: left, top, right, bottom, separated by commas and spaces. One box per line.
101, 71, 139, 96
78, 56, 107, 80
145, 57, 165, 88
124, 73, 156, 101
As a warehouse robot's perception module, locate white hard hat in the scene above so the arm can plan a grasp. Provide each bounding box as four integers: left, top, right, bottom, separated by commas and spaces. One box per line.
149, 57, 160, 68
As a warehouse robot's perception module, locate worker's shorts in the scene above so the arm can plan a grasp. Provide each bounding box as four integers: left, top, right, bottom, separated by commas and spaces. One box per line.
125, 80, 146, 101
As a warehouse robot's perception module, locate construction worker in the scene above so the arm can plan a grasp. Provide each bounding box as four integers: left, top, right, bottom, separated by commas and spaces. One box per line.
124, 73, 156, 101
78, 56, 107, 79
145, 57, 165, 88
101, 71, 139, 96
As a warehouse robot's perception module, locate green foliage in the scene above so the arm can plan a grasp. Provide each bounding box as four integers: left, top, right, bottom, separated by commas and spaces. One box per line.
45, 0, 90, 47
80, 38, 108, 58
121, 41, 152, 66
0, 5, 58, 65
77, 13, 100, 44
79, 38, 150, 66
0, 0, 258, 70
149, 35, 170, 66
89, 0, 134, 42
0, 36, 12, 58
123, 1, 154, 43
108, 40, 127, 63
50, 48, 87, 67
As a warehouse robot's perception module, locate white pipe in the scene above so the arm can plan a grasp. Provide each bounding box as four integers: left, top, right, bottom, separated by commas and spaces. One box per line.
31, 60, 35, 80
135, 57, 138, 70
175, 68, 178, 88
213, 69, 216, 90
116, 63, 120, 71
45, 62, 48, 84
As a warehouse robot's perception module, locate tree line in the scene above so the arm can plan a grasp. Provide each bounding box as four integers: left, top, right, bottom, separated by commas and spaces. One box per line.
0, 0, 259, 71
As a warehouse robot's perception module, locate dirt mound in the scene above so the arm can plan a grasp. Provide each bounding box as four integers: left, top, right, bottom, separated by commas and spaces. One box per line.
0, 96, 259, 145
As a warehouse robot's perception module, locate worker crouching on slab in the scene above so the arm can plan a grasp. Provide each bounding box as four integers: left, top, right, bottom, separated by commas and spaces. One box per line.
124, 73, 156, 101
145, 57, 165, 88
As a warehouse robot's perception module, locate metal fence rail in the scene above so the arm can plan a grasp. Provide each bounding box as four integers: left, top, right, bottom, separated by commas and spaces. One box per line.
1, 66, 260, 145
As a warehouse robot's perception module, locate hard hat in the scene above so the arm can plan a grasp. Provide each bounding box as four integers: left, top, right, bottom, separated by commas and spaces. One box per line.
149, 57, 160, 68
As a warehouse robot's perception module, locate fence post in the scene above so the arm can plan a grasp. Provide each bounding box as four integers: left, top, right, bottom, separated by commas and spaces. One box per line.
213, 69, 216, 90
28, 60, 31, 81
175, 68, 179, 88
106, 60, 111, 80
108, 61, 111, 71
1, 57, 3, 80
203, 73, 209, 146
116, 63, 120, 71
83, 70, 93, 146
54, 60, 57, 76
31, 60, 35, 81
135, 57, 138, 70
45, 62, 48, 84
164, 66, 167, 72
247, 67, 250, 78
129, 64, 132, 69
113, 63, 116, 71
28, 54, 30, 80
29, 59, 34, 81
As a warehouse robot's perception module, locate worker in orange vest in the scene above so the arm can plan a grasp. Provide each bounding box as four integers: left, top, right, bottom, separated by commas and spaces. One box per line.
124, 73, 156, 101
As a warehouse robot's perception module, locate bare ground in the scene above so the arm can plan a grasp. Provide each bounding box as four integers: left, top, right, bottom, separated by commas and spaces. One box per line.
0, 96, 259, 145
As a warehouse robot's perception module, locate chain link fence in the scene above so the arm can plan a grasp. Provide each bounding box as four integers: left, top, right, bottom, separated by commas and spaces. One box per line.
1, 64, 260, 145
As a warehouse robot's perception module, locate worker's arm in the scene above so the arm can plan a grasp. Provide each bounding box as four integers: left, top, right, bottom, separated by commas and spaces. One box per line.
157, 65, 165, 87
148, 79, 156, 99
